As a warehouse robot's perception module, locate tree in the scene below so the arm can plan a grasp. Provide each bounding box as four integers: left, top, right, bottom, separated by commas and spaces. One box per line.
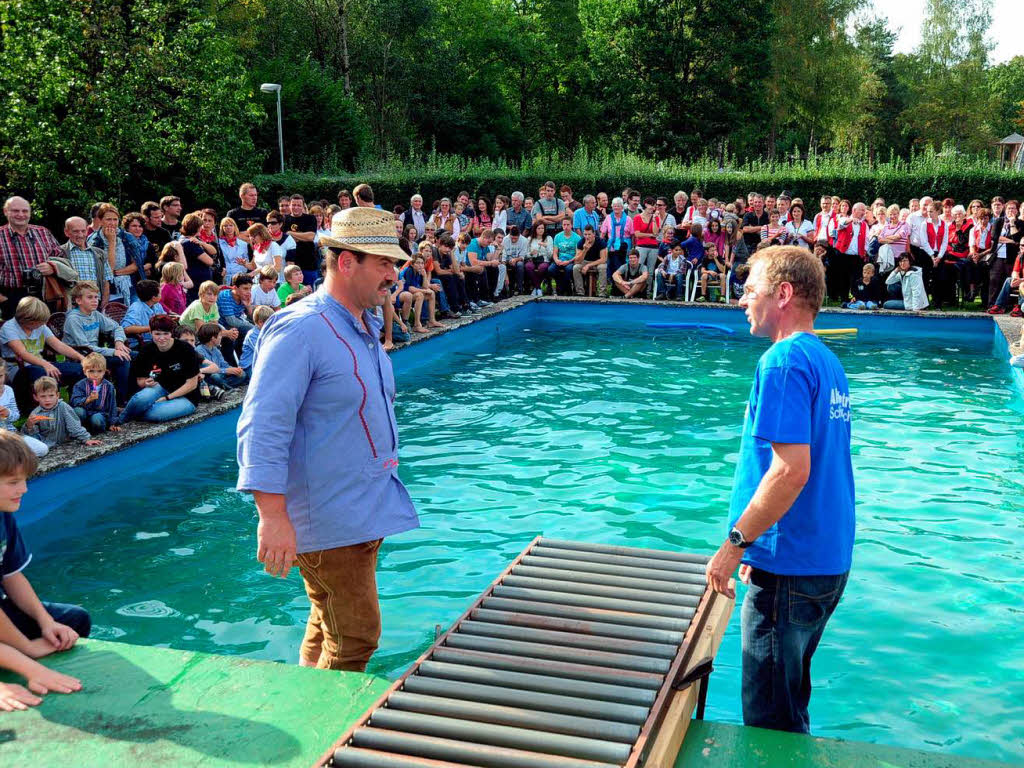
0, 0, 260, 217
987, 56, 1024, 137
900, 0, 996, 153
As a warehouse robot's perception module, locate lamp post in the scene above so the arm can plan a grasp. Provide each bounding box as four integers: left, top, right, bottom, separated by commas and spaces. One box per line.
260, 83, 284, 173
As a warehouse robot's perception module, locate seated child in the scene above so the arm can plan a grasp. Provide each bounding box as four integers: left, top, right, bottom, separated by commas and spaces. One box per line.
846, 262, 884, 310
251, 266, 282, 309
121, 279, 166, 350
69, 353, 121, 435
655, 242, 686, 300
159, 261, 189, 317
180, 280, 222, 332
22, 377, 101, 447
698, 243, 727, 301
277, 265, 312, 305
679, 223, 705, 275
0, 431, 88, 710
60, 281, 132, 403
174, 325, 225, 401
239, 305, 274, 378
119, 316, 202, 424
196, 323, 246, 389
0, 366, 47, 458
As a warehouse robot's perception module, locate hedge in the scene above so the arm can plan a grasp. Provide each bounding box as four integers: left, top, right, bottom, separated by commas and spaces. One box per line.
248, 148, 1024, 214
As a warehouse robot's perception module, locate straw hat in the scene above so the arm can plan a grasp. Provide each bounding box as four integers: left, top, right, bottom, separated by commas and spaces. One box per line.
320, 206, 408, 262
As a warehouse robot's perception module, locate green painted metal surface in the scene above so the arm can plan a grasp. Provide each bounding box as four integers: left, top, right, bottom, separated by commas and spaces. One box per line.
0, 638, 388, 767
675, 721, 1017, 768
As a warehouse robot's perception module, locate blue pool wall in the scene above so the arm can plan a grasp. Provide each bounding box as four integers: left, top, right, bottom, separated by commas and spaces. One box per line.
23, 303, 1016, 532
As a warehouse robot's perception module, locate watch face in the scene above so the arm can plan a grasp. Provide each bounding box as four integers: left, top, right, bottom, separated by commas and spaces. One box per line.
729, 529, 743, 546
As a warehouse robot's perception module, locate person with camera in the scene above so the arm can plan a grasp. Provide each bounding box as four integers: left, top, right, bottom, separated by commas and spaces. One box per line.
0, 197, 77, 320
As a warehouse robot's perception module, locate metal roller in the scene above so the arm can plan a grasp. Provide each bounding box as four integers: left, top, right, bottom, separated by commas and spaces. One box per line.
511, 565, 706, 597
349, 728, 620, 768
481, 596, 692, 632
400, 675, 651, 725
368, 710, 632, 764
469, 608, 684, 645
520, 555, 706, 586
457, 619, 678, 659
500, 576, 701, 608
537, 538, 711, 565
491, 586, 694, 619
331, 748, 465, 767
430, 647, 664, 690
529, 546, 708, 575
416, 660, 658, 706
444, 633, 671, 674
386, 692, 641, 744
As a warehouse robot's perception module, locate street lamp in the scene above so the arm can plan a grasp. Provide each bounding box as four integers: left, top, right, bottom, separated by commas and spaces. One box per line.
260, 83, 284, 173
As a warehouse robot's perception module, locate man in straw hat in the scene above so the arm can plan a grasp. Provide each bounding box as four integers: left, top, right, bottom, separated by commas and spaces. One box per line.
237, 206, 418, 672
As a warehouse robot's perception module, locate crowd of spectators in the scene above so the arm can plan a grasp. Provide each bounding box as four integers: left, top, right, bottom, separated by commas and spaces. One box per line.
0, 182, 1021, 456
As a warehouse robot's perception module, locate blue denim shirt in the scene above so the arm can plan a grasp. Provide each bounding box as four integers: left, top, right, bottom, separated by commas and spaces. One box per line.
236, 289, 419, 553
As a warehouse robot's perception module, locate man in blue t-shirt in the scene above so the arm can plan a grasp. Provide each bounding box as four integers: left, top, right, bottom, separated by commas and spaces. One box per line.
705, 245, 855, 735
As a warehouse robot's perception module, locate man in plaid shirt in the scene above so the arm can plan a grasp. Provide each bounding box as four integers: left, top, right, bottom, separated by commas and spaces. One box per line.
0, 197, 69, 318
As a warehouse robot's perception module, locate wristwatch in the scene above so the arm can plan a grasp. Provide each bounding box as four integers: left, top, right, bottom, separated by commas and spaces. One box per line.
728, 526, 753, 549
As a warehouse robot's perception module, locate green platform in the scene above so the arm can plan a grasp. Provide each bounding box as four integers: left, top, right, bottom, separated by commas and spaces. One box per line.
0, 640, 1014, 768
674, 721, 1016, 768
0, 639, 388, 767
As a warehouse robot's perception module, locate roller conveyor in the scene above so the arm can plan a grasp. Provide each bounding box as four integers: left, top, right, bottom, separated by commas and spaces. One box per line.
319, 536, 724, 768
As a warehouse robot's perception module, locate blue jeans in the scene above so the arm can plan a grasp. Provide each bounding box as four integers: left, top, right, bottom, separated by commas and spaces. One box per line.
72, 407, 110, 434
742, 568, 849, 733
846, 301, 877, 310
120, 383, 195, 423
208, 371, 247, 390
1, 596, 91, 639
882, 299, 905, 310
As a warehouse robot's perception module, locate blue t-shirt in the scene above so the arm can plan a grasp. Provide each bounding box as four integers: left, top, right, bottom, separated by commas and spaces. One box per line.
467, 238, 493, 262
553, 231, 582, 263
217, 289, 247, 319
1, 512, 30, 584
728, 333, 855, 576
680, 235, 704, 265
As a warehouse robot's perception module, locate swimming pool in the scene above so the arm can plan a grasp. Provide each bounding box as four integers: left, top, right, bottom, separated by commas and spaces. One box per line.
21, 302, 1024, 764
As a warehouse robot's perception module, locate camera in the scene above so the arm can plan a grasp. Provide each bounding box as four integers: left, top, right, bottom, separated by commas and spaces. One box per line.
21, 267, 44, 298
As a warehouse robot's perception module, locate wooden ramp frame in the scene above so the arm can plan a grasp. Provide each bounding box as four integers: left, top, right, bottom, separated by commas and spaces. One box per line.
318, 536, 735, 768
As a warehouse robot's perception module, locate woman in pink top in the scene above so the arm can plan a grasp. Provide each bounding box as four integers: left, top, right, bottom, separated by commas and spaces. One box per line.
876, 204, 909, 273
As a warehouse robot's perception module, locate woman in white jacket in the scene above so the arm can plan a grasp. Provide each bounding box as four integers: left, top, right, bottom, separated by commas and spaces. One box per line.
884, 253, 929, 311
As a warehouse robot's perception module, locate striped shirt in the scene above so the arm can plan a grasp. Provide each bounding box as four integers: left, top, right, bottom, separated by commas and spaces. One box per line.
0, 225, 62, 287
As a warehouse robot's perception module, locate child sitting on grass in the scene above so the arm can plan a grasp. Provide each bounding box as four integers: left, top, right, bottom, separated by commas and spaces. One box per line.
239, 305, 273, 378
196, 323, 246, 389
0, 431, 88, 711
277, 265, 312, 305
69, 353, 121, 435
22, 377, 101, 447
0, 367, 47, 458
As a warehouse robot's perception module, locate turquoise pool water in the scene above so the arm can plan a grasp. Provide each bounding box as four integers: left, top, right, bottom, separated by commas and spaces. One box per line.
21, 306, 1024, 764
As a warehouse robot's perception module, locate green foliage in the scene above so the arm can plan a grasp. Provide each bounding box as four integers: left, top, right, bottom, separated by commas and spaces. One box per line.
252, 146, 1024, 213
0, 0, 261, 218
250, 57, 367, 173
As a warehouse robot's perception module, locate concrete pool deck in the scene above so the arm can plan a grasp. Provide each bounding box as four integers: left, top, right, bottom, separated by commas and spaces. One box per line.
0, 639, 1015, 768
34, 295, 1024, 478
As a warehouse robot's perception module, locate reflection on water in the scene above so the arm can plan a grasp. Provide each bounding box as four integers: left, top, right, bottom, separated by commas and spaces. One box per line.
23, 328, 1024, 764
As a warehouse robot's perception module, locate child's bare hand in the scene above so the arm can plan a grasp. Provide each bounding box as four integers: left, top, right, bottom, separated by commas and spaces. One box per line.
24, 637, 58, 659
85, 439, 102, 446
40, 620, 79, 652
26, 667, 82, 696
85, 391, 98, 403
109, 425, 122, 432
0, 682, 43, 710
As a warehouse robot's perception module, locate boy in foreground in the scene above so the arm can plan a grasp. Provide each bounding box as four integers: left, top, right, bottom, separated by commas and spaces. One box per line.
0, 431, 89, 709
